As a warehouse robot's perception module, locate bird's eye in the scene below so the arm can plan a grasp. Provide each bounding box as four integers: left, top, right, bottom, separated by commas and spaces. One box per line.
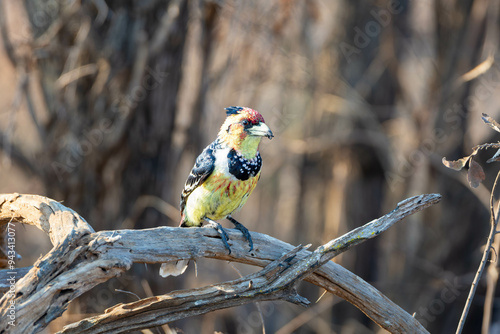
242, 119, 250, 126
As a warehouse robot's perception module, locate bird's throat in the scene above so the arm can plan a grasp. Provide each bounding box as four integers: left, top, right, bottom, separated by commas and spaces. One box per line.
218, 129, 262, 159
235, 135, 261, 159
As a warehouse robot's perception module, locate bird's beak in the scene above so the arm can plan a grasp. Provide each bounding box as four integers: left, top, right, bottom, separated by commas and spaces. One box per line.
247, 122, 274, 139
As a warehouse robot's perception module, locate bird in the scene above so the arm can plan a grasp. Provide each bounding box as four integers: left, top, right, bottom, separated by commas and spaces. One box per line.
160, 106, 273, 277
180, 106, 273, 250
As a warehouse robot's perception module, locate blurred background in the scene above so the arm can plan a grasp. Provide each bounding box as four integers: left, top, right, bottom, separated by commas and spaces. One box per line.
0, 0, 499, 333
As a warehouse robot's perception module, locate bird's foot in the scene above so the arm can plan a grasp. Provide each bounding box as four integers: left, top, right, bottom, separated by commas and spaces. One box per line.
203, 218, 232, 254
227, 216, 253, 251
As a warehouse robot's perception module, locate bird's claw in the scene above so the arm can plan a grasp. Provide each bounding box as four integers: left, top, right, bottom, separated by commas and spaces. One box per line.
227, 216, 254, 251
204, 219, 232, 254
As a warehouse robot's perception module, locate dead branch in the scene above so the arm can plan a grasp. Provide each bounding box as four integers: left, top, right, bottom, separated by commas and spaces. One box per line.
0, 193, 94, 245
60, 245, 312, 334
457, 170, 500, 334
0, 193, 441, 334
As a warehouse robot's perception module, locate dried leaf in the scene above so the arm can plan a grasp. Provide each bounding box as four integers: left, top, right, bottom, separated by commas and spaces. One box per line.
487, 148, 500, 163
442, 156, 470, 171
482, 113, 500, 133
468, 159, 485, 188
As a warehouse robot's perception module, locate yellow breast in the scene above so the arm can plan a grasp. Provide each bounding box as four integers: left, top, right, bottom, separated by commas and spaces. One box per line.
183, 171, 260, 226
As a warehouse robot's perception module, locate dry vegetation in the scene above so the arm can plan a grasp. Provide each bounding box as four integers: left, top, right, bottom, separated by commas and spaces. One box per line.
0, 0, 500, 333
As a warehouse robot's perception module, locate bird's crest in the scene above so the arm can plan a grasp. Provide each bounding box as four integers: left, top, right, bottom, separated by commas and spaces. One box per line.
225, 106, 244, 116
224, 106, 265, 124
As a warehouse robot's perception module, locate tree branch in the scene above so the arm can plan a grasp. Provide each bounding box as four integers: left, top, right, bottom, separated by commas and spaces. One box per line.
0, 193, 94, 245
457, 170, 500, 334
0, 193, 441, 334
59, 245, 312, 334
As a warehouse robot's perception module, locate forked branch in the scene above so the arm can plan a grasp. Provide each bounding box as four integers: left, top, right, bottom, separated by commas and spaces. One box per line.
0, 193, 441, 334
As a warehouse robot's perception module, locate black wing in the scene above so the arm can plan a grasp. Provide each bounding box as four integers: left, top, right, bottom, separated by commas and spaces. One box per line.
180, 140, 219, 213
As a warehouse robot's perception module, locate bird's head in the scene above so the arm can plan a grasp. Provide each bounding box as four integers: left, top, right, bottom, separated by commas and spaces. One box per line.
218, 106, 274, 158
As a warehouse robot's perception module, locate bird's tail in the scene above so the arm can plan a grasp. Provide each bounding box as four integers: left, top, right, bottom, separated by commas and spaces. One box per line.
159, 214, 190, 277
159, 260, 189, 277
179, 213, 187, 227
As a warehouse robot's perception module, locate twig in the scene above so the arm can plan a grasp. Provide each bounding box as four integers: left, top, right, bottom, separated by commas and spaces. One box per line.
0, 131, 38, 176
121, 195, 179, 229
92, 0, 109, 26
482, 249, 499, 334
2, 71, 24, 167
458, 54, 494, 83
456, 170, 500, 334
149, 0, 184, 57
22, 71, 47, 141
99, 28, 149, 151
0, 0, 17, 67
275, 293, 339, 334
482, 171, 500, 334
55, 64, 98, 89
114, 289, 141, 300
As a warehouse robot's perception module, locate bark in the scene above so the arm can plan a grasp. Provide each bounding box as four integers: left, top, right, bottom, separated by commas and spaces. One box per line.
0, 193, 440, 333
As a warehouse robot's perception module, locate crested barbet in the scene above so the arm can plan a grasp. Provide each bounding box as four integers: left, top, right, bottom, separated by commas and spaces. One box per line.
160, 106, 273, 277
